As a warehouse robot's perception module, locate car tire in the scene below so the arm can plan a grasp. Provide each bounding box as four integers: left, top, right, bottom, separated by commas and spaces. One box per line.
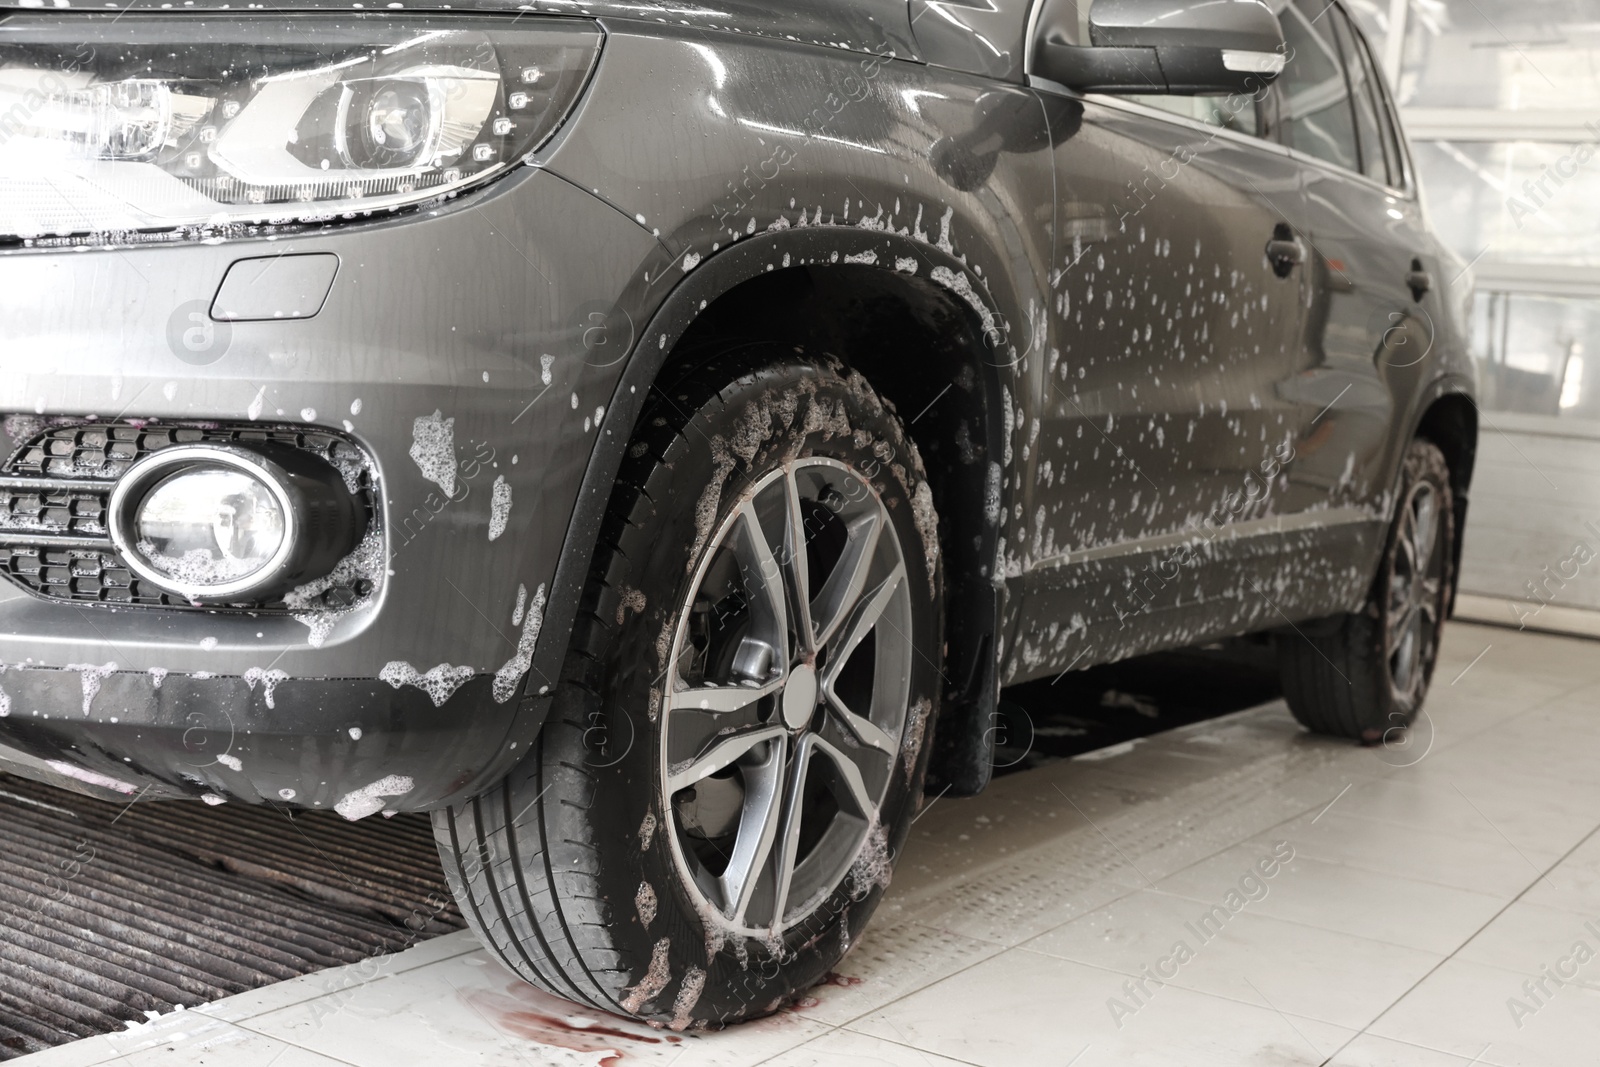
1276, 438, 1455, 743
433, 344, 944, 1028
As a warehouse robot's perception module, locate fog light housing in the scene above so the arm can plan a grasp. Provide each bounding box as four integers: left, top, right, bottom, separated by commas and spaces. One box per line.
109, 444, 365, 602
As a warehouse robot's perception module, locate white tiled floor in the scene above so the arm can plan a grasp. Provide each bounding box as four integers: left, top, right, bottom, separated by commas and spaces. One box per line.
21, 622, 1600, 1067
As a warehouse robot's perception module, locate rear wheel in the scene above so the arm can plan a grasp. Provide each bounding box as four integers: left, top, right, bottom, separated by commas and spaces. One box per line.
1276, 438, 1454, 742
433, 346, 943, 1027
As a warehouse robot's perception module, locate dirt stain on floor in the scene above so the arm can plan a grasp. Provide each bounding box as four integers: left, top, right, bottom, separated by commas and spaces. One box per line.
462, 980, 683, 1064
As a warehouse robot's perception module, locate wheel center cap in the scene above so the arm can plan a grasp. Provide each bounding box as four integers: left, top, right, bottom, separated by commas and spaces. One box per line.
782, 664, 818, 730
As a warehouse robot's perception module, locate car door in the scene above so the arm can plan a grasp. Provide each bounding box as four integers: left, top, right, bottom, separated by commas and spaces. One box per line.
1010, 56, 1322, 679
1271, 0, 1427, 582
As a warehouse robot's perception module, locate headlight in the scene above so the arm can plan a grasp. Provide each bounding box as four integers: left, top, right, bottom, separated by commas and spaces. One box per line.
109, 444, 365, 602
0, 15, 601, 240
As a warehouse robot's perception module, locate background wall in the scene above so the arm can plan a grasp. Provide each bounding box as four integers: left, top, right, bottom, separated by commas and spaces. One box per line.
1348, 0, 1600, 634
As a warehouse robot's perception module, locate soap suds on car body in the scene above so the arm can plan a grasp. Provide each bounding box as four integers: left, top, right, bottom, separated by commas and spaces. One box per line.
64, 662, 116, 715
409, 410, 458, 496
379, 661, 477, 707
487, 476, 512, 541
335, 774, 416, 821
493, 583, 547, 703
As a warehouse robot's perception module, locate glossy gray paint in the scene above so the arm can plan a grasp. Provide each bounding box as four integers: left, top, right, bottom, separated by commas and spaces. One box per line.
912, 0, 1038, 81
0, 0, 1474, 809
0, 0, 921, 60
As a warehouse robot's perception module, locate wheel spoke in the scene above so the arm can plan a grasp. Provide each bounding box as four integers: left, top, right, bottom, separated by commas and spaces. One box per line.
667, 724, 787, 794
717, 735, 787, 926
822, 562, 906, 689
810, 510, 882, 649
1412, 489, 1440, 574
1387, 576, 1410, 619
1388, 600, 1419, 657
1394, 492, 1421, 576
669, 675, 783, 715
1396, 527, 1417, 580
1399, 608, 1426, 692
783, 466, 817, 655
730, 500, 789, 665
769, 735, 814, 927
824, 690, 897, 756
1418, 577, 1441, 620
810, 735, 880, 819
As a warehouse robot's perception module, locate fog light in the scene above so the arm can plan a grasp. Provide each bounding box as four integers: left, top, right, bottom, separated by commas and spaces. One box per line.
136, 468, 288, 587
109, 443, 365, 601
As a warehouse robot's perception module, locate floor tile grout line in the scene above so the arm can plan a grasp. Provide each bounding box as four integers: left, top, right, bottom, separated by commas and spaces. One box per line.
1248, 839, 1585, 904
774, 1022, 998, 1067
895, 737, 1375, 910
100, 1013, 370, 1067
839, 731, 1572, 1039
884, 772, 1344, 939
1436, 676, 1600, 732
227, 1017, 379, 1067
1004, 940, 1422, 1034
1307, 797, 1598, 850
880, 881, 1579, 1064
1313, 817, 1600, 1066
1334, 1031, 1505, 1067
1361, 676, 1600, 764
1132, 883, 1491, 959
813, 781, 1360, 1037
1130, 882, 1492, 958
191, 939, 485, 1029
830, 932, 1431, 1050
53, 937, 485, 1066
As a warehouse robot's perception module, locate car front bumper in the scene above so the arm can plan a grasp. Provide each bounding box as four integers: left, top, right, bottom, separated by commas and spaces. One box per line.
0, 166, 663, 811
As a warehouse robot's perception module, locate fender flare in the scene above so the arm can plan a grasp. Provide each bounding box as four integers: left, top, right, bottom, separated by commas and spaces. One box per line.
1403, 370, 1479, 614
495, 223, 1023, 793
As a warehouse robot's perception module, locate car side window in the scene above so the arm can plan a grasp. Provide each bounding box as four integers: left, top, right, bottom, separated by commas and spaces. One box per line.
1346, 11, 1407, 189
1122, 93, 1264, 137
1277, 0, 1361, 172
1330, 6, 1391, 184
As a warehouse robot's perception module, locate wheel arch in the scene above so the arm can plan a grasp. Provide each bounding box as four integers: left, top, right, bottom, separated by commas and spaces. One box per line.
1410, 381, 1479, 616
516, 227, 1020, 797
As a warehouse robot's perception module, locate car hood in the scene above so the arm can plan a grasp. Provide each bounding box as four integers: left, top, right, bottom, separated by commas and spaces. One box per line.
0, 0, 921, 61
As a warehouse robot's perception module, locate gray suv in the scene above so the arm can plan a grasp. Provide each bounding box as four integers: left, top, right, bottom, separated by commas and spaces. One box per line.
0, 0, 1476, 1029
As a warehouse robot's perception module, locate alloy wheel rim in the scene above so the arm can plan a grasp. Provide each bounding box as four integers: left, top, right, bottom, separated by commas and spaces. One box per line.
1386, 481, 1443, 706
660, 457, 913, 939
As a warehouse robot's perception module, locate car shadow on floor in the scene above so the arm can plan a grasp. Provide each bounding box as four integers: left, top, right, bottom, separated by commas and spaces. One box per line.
993, 638, 1284, 775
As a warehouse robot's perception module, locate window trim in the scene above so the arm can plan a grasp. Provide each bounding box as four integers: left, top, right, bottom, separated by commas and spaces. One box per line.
1324, 1, 1388, 180
1274, 0, 1416, 199
1324, 0, 1372, 178
1277, 0, 1364, 176
1351, 10, 1416, 195
1031, 80, 1301, 165
1347, 15, 1402, 187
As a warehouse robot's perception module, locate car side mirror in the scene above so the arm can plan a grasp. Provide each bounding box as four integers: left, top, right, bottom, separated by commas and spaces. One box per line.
1034, 0, 1286, 96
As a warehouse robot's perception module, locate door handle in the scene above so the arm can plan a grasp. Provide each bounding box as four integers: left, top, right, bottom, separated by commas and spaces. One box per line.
1265, 224, 1304, 279
1406, 258, 1431, 302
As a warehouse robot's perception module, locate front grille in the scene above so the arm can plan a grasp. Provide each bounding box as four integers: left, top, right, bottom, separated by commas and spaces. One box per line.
0, 483, 106, 539
0, 420, 378, 613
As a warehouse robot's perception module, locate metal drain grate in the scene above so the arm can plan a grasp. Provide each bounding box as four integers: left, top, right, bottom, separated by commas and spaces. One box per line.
0, 773, 464, 1058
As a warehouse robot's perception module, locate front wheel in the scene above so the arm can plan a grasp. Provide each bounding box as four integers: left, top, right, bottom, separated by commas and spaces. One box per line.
1276, 438, 1455, 742
434, 346, 943, 1028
